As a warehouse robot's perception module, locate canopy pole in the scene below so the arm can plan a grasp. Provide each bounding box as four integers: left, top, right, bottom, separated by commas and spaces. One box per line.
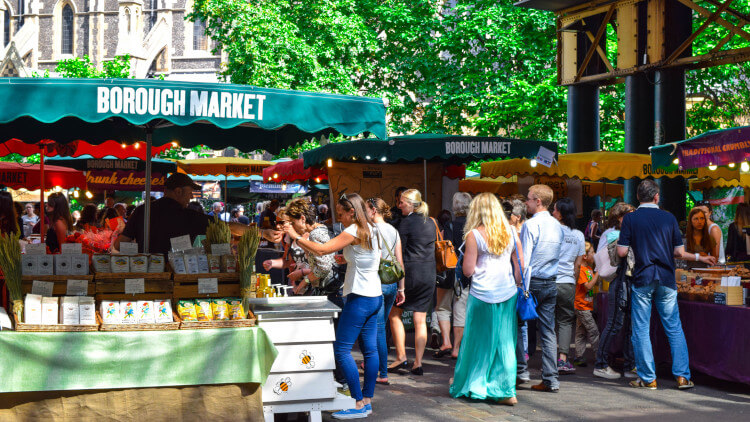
39, 144, 45, 243
423, 159, 427, 200
143, 130, 153, 253
224, 174, 228, 214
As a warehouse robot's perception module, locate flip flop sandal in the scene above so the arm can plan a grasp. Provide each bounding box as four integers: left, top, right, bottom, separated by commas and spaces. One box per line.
433, 349, 453, 358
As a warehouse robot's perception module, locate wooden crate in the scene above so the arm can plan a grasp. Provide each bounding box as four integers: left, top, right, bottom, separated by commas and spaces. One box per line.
21, 275, 96, 296
174, 310, 256, 330
97, 311, 179, 331
94, 272, 173, 301
172, 272, 240, 301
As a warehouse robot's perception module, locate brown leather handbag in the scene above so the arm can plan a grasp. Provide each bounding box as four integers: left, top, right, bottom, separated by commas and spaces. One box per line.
431, 218, 458, 271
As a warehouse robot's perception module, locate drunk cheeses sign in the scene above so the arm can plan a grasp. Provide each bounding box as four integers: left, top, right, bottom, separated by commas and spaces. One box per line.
96, 87, 266, 120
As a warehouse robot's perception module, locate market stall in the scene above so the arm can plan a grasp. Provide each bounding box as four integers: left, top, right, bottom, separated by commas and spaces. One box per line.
0, 77, 387, 418
46, 155, 177, 192
459, 176, 624, 200
0, 162, 86, 190
263, 158, 328, 183
303, 134, 557, 215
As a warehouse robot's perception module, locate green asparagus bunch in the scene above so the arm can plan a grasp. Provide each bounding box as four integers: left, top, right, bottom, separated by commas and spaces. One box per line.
205, 215, 232, 254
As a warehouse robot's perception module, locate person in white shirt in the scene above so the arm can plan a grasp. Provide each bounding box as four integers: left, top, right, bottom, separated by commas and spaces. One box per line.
284, 192, 381, 419
449, 193, 522, 406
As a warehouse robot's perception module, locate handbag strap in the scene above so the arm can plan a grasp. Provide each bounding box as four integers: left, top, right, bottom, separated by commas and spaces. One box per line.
375, 225, 396, 261
513, 233, 529, 292
431, 218, 444, 242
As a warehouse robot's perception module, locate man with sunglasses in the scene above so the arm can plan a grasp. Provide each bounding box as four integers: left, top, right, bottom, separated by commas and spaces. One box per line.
517, 184, 564, 393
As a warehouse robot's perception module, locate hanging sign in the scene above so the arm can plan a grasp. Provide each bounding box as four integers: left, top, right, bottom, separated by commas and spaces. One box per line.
86, 171, 166, 191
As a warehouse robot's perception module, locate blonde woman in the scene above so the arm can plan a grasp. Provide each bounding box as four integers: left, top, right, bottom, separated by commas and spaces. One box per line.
388, 189, 436, 376
449, 193, 522, 406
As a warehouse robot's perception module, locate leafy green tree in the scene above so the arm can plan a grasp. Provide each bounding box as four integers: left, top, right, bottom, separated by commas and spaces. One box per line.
55, 55, 133, 79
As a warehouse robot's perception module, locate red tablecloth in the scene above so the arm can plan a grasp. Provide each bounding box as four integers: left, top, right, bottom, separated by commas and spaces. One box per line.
596, 293, 750, 385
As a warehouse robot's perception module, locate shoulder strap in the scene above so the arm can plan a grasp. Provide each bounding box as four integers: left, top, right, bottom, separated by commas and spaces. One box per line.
432, 217, 443, 241
513, 233, 529, 292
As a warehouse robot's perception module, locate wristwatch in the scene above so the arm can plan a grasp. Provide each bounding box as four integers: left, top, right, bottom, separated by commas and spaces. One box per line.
303, 275, 311, 285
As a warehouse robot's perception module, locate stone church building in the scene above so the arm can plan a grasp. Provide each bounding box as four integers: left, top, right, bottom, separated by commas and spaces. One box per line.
0, 0, 221, 80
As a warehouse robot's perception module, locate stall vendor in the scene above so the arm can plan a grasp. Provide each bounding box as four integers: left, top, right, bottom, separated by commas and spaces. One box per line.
115, 173, 283, 254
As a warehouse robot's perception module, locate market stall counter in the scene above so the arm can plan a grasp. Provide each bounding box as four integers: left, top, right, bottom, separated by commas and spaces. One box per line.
0, 327, 278, 419
595, 292, 750, 386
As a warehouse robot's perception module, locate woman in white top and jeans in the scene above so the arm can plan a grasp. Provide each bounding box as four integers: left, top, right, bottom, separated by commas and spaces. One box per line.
284, 193, 381, 419
449, 193, 522, 406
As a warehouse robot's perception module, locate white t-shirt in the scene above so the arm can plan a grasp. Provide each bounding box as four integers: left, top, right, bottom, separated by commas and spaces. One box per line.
469, 227, 517, 304
342, 224, 382, 297
556, 226, 586, 284
375, 222, 400, 260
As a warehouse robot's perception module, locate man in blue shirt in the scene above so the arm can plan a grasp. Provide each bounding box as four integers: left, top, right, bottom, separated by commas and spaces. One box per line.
518, 184, 564, 392
617, 180, 715, 390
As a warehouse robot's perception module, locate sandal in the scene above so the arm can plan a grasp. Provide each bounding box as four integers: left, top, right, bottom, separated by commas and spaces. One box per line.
432, 348, 453, 358
376, 379, 390, 385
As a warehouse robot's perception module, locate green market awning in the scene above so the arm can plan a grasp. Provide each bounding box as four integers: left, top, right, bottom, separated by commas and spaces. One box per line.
0, 78, 387, 154
45, 155, 177, 173
303, 134, 557, 168
650, 125, 750, 170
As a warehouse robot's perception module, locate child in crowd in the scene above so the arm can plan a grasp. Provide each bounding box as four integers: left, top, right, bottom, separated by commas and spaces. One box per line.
573, 242, 600, 367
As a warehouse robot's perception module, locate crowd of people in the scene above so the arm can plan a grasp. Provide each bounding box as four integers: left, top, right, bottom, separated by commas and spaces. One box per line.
2, 173, 739, 419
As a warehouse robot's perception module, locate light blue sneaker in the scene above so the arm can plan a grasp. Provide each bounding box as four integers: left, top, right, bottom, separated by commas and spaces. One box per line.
364, 403, 372, 415
332, 406, 369, 419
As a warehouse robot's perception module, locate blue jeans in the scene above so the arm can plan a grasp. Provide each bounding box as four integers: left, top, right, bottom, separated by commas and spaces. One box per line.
335, 294, 383, 401
631, 281, 691, 383
517, 278, 559, 389
357, 283, 398, 379
595, 277, 634, 370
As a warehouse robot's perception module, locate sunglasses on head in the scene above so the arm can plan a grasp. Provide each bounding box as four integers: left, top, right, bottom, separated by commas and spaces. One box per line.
339, 193, 354, 208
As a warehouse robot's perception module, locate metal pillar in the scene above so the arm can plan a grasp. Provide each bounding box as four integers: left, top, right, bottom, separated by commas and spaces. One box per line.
567, 84, 600, 227
623, 73, 654, 206
655, 0, 692, 222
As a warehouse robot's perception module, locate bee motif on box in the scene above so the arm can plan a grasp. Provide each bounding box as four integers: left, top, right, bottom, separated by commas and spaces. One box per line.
273, 377, 292, 395
299, 350, 315, 369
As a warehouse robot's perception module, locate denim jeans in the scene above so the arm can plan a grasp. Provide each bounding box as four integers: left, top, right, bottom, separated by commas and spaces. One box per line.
358, 283, 398, 379
631, 281, 691, 383
335, 294, 383, 401
517, 278, 558, 389
595, 277, 634, 370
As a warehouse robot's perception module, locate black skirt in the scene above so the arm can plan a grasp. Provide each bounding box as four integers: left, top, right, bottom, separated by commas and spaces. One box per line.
398, 260, 436, 312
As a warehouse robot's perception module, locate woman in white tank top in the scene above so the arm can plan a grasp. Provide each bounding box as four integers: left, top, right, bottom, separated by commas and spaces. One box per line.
449, 193, 523, 406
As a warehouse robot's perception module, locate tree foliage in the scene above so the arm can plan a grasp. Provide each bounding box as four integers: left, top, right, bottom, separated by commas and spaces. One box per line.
55, 55, 133, 79
188, 0, 750, 157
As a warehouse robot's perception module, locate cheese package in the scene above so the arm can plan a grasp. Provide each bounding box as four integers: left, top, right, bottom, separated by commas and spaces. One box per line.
38, 255, 54, 275
21, 255, 39, 276
137, 300, 155, 324
92, 254, 111, 273
70, 254, 89, 275
101, 300, 121, 324
195, 299, 213, 321
149, 254, 165, 273
221, 255, 237, 273
185, 254, 200, 274
120, 300, 138, 324
154, 299, 173, 323
41, 296, 59, 325
228, 298, 246, 320
111, 255, 130, 273
177, 300, 198, 321
197, 254, 210, 274
54, 255, 72, 276
79, 296, 96, 325
208, 255, 221, 273
59, 296, 80, 325
168, 252, 187, 274
24, 294, 43, 324
211, 298, 230, 321
130, 255, 149, 273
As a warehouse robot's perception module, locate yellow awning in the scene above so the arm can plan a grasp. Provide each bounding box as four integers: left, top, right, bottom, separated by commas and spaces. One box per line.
175, 157, 273, 176
459, 177, 623, 198
480, 151, 738, 181
688, 175, 750, 190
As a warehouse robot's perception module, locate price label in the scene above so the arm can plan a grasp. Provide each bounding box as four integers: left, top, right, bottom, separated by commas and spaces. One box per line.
25, 243, 47, 255
198, 278, 218, 294
61, 243, 83, 255
125, 278, 145, 295
119, 242, 139, 255
66, 279, 89, 296
31, 280, 54, 297
535, 146, 556, 168
170, 235, 192, 252
211, 243, 231, 256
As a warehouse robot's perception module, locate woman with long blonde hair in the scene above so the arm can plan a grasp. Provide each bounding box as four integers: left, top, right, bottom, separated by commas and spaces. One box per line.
388, 188, 436, 376
449, 193, 522, 406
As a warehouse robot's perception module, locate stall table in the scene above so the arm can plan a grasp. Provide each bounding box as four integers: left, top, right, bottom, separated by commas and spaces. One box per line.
0, 327, 277, 419
595, 292, 750, 385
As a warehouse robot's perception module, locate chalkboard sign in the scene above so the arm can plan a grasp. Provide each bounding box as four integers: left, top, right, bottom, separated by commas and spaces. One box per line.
714, 292, 726, 305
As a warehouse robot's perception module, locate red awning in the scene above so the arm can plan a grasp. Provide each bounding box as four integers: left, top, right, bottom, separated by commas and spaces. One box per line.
0, 139, 173, 159
262, 158, 328, 183
0, 162, 86, 190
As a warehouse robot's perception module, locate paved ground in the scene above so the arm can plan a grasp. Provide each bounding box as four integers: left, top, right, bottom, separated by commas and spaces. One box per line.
278, 335, 750, 421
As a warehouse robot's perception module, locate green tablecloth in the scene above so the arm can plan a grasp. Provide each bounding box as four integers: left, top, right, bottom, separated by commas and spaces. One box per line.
0, 327, 277, 393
